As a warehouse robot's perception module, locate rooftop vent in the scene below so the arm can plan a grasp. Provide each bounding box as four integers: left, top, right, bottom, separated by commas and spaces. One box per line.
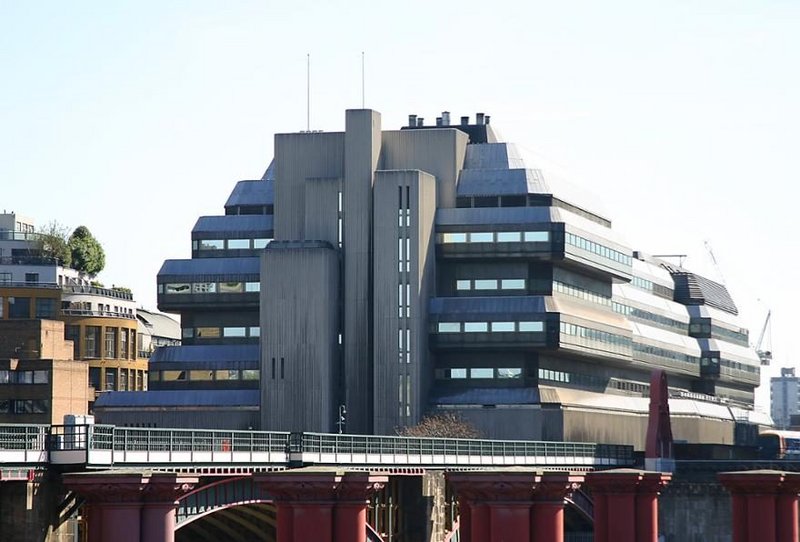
417, 117, 424, 127
442, 111, 451, 126
485, 115, 491, 125
460, 116, 469, 126
476, 112, 485, 125
436, 117, 443, 127
408, 114, 417, 128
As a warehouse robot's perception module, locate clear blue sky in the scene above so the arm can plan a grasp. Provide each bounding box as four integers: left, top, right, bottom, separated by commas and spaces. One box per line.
2, 1, 798, 408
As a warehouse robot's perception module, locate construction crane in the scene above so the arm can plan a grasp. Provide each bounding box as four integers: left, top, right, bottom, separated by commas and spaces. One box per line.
755, 310, 772, 366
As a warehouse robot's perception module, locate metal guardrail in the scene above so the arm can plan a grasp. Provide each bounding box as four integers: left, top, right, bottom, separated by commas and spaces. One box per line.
60, 309, 136, 320
0, 424, 48, 451
0, 424, 635, 469
0, 424, 49, 464
293, 432, 634, 466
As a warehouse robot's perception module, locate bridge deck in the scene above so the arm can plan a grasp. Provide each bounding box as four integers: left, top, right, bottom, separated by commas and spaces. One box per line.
0, 424, 635, 470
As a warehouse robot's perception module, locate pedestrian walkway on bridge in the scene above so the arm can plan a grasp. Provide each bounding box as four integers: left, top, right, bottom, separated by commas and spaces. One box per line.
0, 423, 635, 471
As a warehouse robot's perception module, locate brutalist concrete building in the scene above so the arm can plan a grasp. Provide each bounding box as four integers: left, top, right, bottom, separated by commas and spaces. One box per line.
259, 109, 766, 447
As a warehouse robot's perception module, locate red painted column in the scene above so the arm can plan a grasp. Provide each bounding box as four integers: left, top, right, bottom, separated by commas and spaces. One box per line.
64, 472, 197, 542
592, 493, 608, 542
335, 503, 367, 542
448, 470, 583, 542
586, 469, 671, 542
635, 472, 671, 542
730, 493, 748, 542
719, 470, 791, 542
748, 494, 777, 542
276, 503, 294, 542
490, 503, 529, 542
532, 501, 564, 542
470, 503, 491, 542
776, 474, 800, 542
84, 504, 102, 542
532, 473, 583, 542
140, 474, 198, 542
64, 473, 147, 542
255, 471, 387, 542
458, 501, 473, 542
293, 503, 334, 542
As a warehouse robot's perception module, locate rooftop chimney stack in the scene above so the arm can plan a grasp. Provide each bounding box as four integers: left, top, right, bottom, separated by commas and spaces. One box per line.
408, 114, 417, 128
417, 117, 424, 127
460, 116, 469, 126
476, 112, 485, 125
442, 111, 451, 126
485, 115, 491, 125
436, 117, 443, 127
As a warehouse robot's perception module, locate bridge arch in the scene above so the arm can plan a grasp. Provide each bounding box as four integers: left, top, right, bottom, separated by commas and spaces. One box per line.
175, 477, 276, 541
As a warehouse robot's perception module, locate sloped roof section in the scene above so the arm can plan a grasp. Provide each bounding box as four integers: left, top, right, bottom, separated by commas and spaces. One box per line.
150, 344, 258, 364
430, 386, 540, 405
94, 390, 259, 407
192, 215, 273, 236
224, 179, 274, 208
667, 269, 738, 315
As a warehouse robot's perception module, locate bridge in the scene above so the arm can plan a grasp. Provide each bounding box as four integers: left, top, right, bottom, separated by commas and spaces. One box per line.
0, 423, 636, 541
2, 423, 796, 542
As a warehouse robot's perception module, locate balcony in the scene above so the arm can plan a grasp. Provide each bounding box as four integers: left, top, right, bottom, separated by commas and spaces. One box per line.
62, 285, 133, 301
60, 309, 136, 320
0, 281, 61, 290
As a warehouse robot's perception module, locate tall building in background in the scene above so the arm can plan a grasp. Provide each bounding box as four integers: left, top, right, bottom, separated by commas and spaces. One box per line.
771, 367, 799, 429
260, 109, 765, 450
96, 108, 765, 448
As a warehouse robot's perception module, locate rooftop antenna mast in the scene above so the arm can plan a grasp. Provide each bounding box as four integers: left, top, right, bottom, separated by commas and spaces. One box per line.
361, 51, 365, 108
306, 53, 310, 131
704, 240, 726, 285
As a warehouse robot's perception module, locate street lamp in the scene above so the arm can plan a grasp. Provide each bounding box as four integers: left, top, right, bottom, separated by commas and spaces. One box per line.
337, 404, 347, 434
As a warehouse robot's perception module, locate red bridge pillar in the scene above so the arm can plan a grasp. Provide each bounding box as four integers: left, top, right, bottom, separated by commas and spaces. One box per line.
447, 470, 583, 542
585, 469, 671, 542
255, 470, 388, 542
718, 470, 800, 542
63, 472, 197, 542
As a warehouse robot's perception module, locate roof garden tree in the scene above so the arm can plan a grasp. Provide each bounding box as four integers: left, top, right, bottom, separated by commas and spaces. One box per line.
68, 226, 106, 276
35, 221, 72, 267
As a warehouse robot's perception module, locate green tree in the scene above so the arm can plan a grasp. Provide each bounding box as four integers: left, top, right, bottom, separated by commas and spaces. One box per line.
36, 221, 72, 267
68, 226, 106, 276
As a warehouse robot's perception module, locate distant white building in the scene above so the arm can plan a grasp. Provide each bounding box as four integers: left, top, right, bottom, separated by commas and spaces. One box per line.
771, 367, 799, 429
136, 308, 181, 358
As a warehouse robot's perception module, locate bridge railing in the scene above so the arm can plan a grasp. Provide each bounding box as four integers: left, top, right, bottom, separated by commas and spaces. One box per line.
3, 423, 634, 469
48, 425, 291, 466
292, 432, 633, 467
0, 424, 48, 464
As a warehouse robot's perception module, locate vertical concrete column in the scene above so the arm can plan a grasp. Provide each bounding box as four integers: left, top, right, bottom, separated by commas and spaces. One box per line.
586, 469, 671, 542
256, 471, 387, 542
140, 474, 198, 542
719, 470, 800, 542
343, 108, 382, 434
